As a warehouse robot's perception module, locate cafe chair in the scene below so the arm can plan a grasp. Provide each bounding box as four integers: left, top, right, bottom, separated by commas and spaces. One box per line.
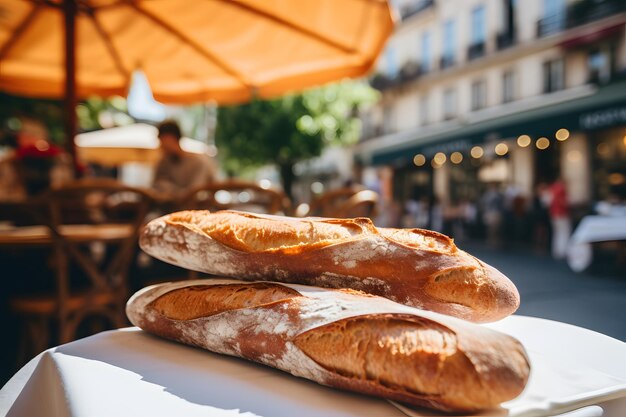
179, 179, 291, 215
9, 179, 153, 363
331, 190, 379, 219
295, 186, 377, 219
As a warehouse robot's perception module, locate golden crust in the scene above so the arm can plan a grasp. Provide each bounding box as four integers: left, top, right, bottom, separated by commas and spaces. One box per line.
295, 314, 529, 412
140, 210, 520, 323
150, 282, 301, 321
128, 282, 530, 413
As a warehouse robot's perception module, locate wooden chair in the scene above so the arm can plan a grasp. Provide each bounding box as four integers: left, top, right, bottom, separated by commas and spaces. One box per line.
8, 178, 153, 362
332, 190, 379, 219
179, 180, 290, 215
296, 186, 378, 219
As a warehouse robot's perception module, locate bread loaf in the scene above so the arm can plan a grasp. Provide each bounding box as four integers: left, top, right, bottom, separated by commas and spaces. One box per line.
126, 279, 530, 413
139, 210, 519, 322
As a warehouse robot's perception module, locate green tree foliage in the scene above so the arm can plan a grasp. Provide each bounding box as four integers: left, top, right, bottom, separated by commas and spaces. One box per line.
215, 81, 378, 196
0, 93, 132, 148
0, 94, 64, 145
75, 96, 132, 131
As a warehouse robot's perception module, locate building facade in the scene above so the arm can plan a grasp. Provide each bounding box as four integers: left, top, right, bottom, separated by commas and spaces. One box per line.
356, 0, 626, 220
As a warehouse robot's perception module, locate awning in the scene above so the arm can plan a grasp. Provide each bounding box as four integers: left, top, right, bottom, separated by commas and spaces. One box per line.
559, 22, 624, 48
360, 81, 626, 166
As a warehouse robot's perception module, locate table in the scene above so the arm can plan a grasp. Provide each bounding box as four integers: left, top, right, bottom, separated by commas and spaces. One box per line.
567, 215, 626, 272
1, 316, 625, 417
0, 223, 134, 246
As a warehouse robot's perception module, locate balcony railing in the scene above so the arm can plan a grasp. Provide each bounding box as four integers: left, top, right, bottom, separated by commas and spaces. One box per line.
369, 60, 424, 91
467, 42, 486, 61
496, 31, 516, 50
440, 55, 455, 70
399, 0, 434, 21
537, 14, 566, 37
567, 0, 626, 28
537, 0, 626, 38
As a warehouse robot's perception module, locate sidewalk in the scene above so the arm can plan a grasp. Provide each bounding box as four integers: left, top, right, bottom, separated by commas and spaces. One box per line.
463, 241, 626, 342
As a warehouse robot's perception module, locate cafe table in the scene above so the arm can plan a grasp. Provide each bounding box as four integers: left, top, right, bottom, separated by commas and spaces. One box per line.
1, 315, 625, 417
0, 223, 134, 247
566, 215, 626, 272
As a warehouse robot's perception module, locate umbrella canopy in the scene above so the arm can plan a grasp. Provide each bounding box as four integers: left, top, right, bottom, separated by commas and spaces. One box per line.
75, 123, 210, 166
0, 0, 394, 104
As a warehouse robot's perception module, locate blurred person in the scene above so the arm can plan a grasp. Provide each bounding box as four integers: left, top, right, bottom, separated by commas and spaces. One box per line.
402, 198, 419, 228
403, 198, 428, 229
502, 183, 521, 242
138, 120, 217, 275
402, 192, 431, 229
549, 177, 571, 260
0, 118, 73, 200
429, 196, 444, 232
459, 198, 478, 239
152, 120, 217, 197
480, 183, 504, 247
531, 182, 552, 254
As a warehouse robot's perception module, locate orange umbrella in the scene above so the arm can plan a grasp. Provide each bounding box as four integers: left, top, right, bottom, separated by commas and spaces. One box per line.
0, 0, 393, 104
0, 0, 393, 167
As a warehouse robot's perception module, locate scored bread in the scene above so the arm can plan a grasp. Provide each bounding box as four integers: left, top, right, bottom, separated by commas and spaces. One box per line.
126, 279, 530, 413
140, 210, 519, 322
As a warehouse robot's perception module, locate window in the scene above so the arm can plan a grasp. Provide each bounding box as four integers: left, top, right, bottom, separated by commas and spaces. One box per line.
540, 0, 565, 36
498, 0, 517, 48
442, 19, 456, 68
443, 88, 457, 120
543, 0, 565, 19
501, 0, 516, 34
471, 6, 486, 45
419, 94, 429, 126
385, 48, 398, 78
471, 79, 487, 111
588, 45, 614, 84
502, 70, 515, 103
421, 31, 431, 73
543, 58, 564, 93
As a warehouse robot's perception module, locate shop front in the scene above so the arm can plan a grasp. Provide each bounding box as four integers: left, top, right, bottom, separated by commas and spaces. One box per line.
356, 81, 626, 218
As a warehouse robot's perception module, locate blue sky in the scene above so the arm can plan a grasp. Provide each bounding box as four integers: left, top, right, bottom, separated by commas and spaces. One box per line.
126, 71, 167, 122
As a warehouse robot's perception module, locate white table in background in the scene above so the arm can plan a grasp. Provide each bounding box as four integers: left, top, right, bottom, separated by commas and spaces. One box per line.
567, 215, 626, 272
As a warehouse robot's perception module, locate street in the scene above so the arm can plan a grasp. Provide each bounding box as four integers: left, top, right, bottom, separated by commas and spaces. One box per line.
464, 242, 626, 342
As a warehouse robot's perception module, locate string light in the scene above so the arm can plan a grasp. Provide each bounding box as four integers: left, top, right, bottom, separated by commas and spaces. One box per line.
517, 135, 531, 147
470, 146, 484, 158
413, 154, 426, 167
495, 143, 509, 156
450, 152, 463, 164
536, 137, 550, 150
608, 173, 625, 185
433, 152, 447, 165
597, 142, 610, 157
555, 128, 570, 141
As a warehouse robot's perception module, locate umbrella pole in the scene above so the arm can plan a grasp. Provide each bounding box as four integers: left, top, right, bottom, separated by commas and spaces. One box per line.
63, 0, 78, 176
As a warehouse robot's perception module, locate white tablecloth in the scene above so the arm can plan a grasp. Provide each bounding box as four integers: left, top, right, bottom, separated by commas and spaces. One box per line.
567, 215, 626, 271
1, 316, 626, 417
570, 215, 626, 245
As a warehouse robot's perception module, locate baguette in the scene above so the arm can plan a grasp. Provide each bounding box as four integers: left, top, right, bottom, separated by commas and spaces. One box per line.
126, 279, 530, 413
139, 210, 519, 322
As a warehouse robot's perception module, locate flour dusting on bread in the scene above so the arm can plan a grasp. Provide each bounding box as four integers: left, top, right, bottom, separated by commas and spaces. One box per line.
139, 210, 520, 323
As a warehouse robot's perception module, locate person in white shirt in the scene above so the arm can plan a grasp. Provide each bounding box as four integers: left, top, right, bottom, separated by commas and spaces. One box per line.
152, 120, 217, 197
